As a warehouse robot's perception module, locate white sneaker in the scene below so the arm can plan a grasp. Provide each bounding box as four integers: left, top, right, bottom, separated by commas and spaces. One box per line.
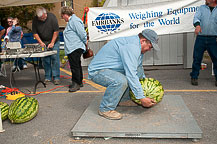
12, 66, 17, 72
12, 65, 16, 69
44, 79, 51, 85
12, 66, 20, 73
23, 65, 28, 69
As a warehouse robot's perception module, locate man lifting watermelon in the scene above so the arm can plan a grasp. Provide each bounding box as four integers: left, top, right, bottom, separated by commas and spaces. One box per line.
88, 29, 160, 120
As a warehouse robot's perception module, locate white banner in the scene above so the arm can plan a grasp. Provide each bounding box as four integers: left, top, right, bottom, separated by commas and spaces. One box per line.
88, 0, 203, 41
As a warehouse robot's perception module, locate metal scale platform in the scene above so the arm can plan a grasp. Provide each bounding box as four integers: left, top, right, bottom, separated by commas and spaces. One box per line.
71, 95, 202, 140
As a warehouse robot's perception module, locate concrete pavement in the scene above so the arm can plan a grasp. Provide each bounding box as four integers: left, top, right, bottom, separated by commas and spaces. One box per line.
0, 58, 216, 144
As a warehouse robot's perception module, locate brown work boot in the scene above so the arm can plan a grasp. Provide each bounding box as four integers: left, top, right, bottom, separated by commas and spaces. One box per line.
98, 110, 122, 120
118, 100, 138, 107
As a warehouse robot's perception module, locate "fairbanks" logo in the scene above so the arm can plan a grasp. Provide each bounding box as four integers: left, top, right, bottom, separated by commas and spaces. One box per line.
92, 13, 124, 34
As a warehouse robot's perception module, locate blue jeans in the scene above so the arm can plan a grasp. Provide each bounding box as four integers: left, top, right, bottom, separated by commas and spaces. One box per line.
88, 68, 145, 112
42, 41, 60, 80
190, 36, 217, 80
14, 58, 27, 69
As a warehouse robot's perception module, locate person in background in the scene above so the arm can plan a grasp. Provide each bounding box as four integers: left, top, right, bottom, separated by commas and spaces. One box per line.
7, 18, 26, 72
0, 25, 5, 76
7, 18, 22, 42
61, 6, 87, 92
0, 25, 5, 45
6, 17, 14, 36
88, 29, 159, 120
6, 17, 27, 70
190, 0, 217, 86
32, 7, 60, 85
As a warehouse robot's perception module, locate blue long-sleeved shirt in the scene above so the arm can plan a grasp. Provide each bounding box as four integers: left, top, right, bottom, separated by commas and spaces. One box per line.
193, 5, 217, 36
7, 25, 22, 42
63, 15, 87, 55
88, 35, 146, 99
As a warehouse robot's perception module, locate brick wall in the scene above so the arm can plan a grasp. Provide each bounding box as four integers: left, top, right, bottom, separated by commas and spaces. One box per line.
51, 1, 95, 28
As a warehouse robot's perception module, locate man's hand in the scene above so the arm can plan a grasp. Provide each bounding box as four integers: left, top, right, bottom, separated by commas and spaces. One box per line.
39, 42, 46, 48
195, 25, 202, 35
12, 19, 17, 25
140, 97, 156, 108
47, 42, 54, 49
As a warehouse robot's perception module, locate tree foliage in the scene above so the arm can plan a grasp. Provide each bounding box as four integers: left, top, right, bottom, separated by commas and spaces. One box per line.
91, 0, 106, 7
98, 0, 106, 7
0, 4, 55, 32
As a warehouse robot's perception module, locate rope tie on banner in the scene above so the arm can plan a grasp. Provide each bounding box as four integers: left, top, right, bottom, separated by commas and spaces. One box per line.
82, 7, 89, 25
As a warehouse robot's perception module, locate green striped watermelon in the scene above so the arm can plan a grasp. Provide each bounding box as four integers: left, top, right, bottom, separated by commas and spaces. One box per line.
8, 97, 39, 123
130, 78, 164, 105
0, 102, 9, 121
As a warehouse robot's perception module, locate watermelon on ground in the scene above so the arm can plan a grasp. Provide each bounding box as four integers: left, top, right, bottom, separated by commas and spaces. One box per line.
0, 102, 9, 120
8, 97, 39, 123
130, 78, 164, 105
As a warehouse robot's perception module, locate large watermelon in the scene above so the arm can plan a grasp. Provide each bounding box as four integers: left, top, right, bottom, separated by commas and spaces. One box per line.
130, 78, 164, 105
8, 97, 39, 123
0, 102, 9, 121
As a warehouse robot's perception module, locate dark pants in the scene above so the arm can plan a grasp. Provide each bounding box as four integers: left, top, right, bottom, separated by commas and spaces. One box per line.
14, 58, 23, 69
68, 48, 84, 85
14, 58, 26, 69
190, 35, 217, 80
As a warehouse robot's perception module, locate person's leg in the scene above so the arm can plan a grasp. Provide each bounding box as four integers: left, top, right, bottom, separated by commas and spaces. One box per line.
79, 60, 83, 85
68, 48, 84, 85
90, 69, 128, 112
21, 39, 27, 68
12, 58, 19, 72
206, 37, 217, 83
42, 56, 52, 81
51, 41, 60, 81
38, 58, 43, 69
22, 58, 28, 69
17, 58, 24, 70
119, 87, 130, 102
13, 58, 18, 67
119, 67, 144, 105
190, 36, 206, 82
